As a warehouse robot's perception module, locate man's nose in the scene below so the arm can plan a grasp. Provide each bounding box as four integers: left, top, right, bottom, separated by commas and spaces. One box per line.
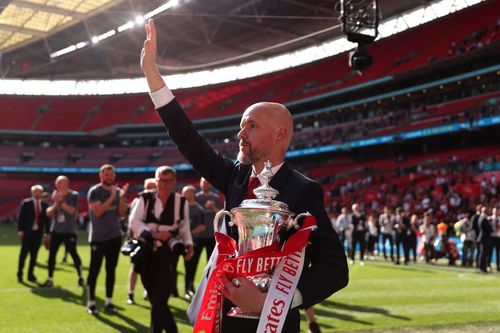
237, 128, 246, 140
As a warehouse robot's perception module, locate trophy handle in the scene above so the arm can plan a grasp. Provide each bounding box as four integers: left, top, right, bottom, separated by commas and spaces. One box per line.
213, 210, 234, 233
287, 212, 312, 230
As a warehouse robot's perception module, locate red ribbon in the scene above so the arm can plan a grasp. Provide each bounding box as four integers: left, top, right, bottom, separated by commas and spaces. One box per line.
194, 215, 317, 333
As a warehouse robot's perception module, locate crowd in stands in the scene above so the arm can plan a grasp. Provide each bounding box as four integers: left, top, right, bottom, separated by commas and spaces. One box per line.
448, 16, 500, 57
290, 90, 500, 151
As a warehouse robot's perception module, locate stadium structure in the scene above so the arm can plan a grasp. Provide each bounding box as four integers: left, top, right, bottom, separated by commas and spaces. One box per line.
0, 0, 498, 223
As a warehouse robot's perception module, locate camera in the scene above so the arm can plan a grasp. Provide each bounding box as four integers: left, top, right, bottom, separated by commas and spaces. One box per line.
121, 239, 139, 256
167, 229, 187, 256
349, 47, 373, 72
130, 230, 153, 266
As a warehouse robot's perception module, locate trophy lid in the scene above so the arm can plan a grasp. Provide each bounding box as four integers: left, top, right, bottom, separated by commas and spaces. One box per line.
237, 161, 293, 215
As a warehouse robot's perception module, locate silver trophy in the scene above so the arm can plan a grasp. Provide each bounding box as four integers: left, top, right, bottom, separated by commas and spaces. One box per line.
213, 161, 309, 318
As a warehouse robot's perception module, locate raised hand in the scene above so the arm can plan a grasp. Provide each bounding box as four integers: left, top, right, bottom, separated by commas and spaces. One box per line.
110, 186, 117, 200
120, 183, 130, 197
54, 191, 64, 205
140, 19, 157, 76
141, 19, 165, 92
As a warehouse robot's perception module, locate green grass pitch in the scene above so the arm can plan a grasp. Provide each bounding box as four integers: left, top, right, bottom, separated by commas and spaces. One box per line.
1, 223, 500, 333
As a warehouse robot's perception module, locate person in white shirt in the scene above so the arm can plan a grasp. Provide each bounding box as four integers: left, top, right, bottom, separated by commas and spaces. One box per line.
419, 213, 436, 263
379, 206, 395, 262
335, 207, 350, 251
129, 166, 194, 333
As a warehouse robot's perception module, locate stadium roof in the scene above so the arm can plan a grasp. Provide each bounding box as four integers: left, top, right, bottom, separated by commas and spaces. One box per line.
0, 0, 428, 80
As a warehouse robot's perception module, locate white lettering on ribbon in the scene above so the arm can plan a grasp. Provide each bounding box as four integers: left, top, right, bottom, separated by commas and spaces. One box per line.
257, 248, 306, 333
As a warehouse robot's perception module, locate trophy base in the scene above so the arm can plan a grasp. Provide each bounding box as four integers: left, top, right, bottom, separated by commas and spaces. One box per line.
227, 307, 260, 319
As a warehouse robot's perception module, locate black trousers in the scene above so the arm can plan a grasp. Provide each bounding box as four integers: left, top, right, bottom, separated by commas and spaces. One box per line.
491, 237, 500, 270
48, 232, 82, 278
350, 231, 366, 262
367, 235, 377, 254
139, 246, 177, 333
395, 233, 409, 264
478, 240, 492, 272
381, 233, 394, 260
87, 236, 121, 301
18, 229, 43, 278
407, 234, 417, 262
461, 240, 475, 267
185, 237, 215, 293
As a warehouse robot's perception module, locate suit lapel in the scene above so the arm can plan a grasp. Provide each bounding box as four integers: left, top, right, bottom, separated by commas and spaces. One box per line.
269, 162, 291, 195
235, 163, 252, 207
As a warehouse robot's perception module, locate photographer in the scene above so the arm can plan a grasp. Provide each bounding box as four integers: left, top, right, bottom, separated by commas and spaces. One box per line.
129, 166, 193, 333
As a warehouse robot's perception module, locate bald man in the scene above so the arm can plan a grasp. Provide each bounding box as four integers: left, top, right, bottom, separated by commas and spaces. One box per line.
43, 175, 83, 288
141, 19, 348, 333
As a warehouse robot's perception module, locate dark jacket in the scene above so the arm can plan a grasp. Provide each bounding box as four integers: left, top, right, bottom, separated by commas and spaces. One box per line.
477, 215, 492, 244
17, 198, 50, 234
157, 99, 348, 333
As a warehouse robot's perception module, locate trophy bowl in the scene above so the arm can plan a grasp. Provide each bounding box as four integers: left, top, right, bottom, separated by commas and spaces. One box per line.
213, 161, 307, 318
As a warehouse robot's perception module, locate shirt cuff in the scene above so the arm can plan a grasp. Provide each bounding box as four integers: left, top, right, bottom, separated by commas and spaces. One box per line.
291, 288, 303, 309
149, 85, 175, 109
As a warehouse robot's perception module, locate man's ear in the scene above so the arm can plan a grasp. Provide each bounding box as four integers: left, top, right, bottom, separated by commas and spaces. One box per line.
275, 126, 286, 142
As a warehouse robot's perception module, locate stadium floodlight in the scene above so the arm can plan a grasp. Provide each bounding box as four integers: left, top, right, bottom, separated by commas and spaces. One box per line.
340, 0, 379, 73
118, 21, 135, 33
135, 15, 145, 25
144, 0, 179, 19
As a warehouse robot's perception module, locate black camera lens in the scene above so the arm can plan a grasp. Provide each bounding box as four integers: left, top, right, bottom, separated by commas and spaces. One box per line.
168, 237, 187, 256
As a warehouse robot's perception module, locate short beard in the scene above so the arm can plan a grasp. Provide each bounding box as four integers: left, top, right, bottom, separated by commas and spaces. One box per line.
102, 180, 114, 186
237, 150, 252, 164
237, 146, 271, 165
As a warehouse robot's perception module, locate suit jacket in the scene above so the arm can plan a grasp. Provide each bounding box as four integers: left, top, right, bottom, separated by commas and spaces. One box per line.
17, 198, 50, 234
477, 215, 492, 244
157, 99, 348, 332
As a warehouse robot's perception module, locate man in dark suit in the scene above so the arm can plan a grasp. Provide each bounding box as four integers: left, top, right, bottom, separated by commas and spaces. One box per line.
477, 206, 492, 273
140, 19, 348, 333
17, 184, 50, 283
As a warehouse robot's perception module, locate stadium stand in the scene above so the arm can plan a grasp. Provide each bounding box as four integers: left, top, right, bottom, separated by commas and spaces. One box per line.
0, 1, 499, 223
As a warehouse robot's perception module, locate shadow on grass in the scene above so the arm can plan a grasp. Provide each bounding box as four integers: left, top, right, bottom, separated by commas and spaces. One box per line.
322, 300, 411, 322
89, 310, 149, 333
31, 286, 86, 306
372, 262, 436, 274
35, 261, 90, 273
30, 289, 149, 332
169, 302, 191, 326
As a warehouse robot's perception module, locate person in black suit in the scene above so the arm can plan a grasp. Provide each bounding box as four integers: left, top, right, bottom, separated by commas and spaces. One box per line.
350, 203, 367, 265
140, 19, 348, 333
477, 206, 492, 273
471, 204, 482, 268
17, 184, 50, 283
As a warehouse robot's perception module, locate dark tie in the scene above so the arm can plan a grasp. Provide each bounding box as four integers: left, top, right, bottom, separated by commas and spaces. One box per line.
34, 200, 40, 226
246, 176, 260, 199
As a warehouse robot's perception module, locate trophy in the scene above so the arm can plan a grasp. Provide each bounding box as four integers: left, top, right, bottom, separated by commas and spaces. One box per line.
213, 161, 309, 318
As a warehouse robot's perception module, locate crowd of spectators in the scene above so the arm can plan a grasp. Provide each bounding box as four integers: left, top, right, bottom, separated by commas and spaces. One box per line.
448, 17, 500, 57
323, 150, 499, 271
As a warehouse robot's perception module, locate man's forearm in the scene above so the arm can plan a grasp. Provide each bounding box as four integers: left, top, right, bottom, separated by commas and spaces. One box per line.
145, 70, 165, 94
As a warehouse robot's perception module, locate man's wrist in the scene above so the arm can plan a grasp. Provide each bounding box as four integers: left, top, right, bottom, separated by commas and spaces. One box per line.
149, 85, 174, 109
